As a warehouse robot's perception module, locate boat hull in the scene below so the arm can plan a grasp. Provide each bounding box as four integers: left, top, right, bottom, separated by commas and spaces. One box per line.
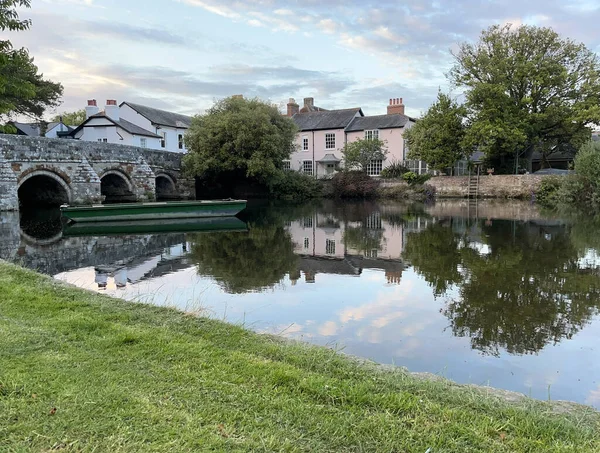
61, 200, 247, 223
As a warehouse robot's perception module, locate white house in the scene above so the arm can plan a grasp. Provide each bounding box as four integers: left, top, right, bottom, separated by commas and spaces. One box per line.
8, 120, 72, 138
71, 100, 192, 153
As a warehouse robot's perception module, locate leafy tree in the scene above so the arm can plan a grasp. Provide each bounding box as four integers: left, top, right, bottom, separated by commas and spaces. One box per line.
0, 0, 63, 121
51, 109, 86, 126
404, 92, 467, 172
342, 138, 388, 173
451, 24, 600, 172
183, 96, 297, 186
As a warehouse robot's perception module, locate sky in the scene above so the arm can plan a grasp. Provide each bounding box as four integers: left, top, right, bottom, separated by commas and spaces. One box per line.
7, 0, 600, 119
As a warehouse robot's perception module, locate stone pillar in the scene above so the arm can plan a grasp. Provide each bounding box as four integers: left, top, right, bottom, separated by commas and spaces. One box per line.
0, 157, 18, 211
0, 211, 21, 261
176, 178, 196, 200
70, 157, 102, 205
131, 157, 156, 202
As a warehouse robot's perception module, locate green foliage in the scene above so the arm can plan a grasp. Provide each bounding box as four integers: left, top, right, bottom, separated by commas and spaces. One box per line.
402, 172, 431, 186
183, 96, 297, 185
378, 183, 436, 202
331, 170, 380, 199
379, 160, 408, 179
51, 109, 86, 126
404, 92, 467, 171
0, 1, 63, 120
451, 24, 600, 172
270, 170, 322, 202
535, 176, 564, 207
342, 138, 388, 173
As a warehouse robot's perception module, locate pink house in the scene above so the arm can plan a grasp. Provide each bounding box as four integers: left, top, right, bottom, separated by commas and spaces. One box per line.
287, 97, 423, 177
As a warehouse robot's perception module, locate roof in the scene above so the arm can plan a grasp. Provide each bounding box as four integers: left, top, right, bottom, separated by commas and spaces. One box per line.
345, 114, 413, 132
292, 108, 363, 131
10, 122, 41, 137
121, 102, 192, 128
70, 113, 162, 138
300, 105, 328, 113
317, 153, 341, 163
46, 122, 73, 133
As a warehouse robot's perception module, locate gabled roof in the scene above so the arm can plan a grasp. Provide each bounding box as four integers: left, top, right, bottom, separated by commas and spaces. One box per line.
9, 121, 41, 137
46, 122, 73, 133
292, 108, 363, 132
70, 113, 162, 138
345, 114, 414, 132
300, 104, 328, 113
120, 102, 192, 128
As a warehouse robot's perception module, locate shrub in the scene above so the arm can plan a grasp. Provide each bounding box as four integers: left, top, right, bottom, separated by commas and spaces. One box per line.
380, 161, 409, 179
378, 183, 436, 202
270, 171, 322, 202
331, 171, 380, 199
535, 176, 563, 207
402, 172, 431, 186
557, 141, 600, 210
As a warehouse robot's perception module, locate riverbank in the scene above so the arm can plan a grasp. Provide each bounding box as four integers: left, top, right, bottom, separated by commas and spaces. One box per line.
1, 262, 599, 452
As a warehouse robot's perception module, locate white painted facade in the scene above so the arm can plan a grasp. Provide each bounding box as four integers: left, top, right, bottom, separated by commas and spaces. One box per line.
44, 122, 71, 139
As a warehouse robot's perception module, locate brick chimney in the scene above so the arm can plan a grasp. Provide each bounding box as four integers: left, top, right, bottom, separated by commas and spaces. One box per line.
105, 99, 119, 121
287, 98, 299, 116
85, 99, 99, 119
303, 97, 314, 109
387, 97, 405, 115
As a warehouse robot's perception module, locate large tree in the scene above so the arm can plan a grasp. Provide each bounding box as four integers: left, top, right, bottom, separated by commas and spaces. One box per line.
183, 96, 297, 185
404, 92, 467, 173
51, 109, 86, 126
0, 0, 63, 121
451, 24, 600, 173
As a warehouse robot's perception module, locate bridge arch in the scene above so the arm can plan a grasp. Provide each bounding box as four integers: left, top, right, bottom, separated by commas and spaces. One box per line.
18, 170, 72, 208
155, 172, 177, 201
99, 169, 135, 203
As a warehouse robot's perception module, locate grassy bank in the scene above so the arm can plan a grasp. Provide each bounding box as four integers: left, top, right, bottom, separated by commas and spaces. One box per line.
1, 262, 599, 452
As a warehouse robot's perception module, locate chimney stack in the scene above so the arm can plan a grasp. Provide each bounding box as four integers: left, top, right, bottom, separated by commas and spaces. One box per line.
105, 99, 119, 121
303, 97, 314, 109
387, 97, 405, 115
85, 99, 99, 119
287, 98, 299, 117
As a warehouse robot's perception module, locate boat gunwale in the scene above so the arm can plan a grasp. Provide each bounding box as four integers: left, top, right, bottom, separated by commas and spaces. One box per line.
60, 200, 247, 212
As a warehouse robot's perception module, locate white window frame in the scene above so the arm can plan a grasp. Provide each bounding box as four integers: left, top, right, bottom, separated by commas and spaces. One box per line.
365, 130, 379, 141
366, 159, 383, 176
303, 160, 313, 176
140, 138, 147, 148
304, 238, 310, 250
325, 133, 335, 149
161, 132, 167, 148
178, 134, 184, 150
326, 239, 336, 255
302, 136, 309, 151
282, 160, 291, 171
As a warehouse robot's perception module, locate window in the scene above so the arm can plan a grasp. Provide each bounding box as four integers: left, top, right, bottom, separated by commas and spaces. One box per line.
326, 239, 336, 255
303, 160, 313, 175
97, 139, 102, 142
304, 238, 310, 250
325, 133, 335, 149
303, 217, 313, 228
102, 138, 107, 143
366, 159, 383, 176
302, 137, 309, 151
365, 249, 378, 259
178, 134, 184, 150
365, 130, 379, 140
140, 138, 147, 148
161, 132, 167, 148
282, 160, 291, 171
366, 212, 382, 230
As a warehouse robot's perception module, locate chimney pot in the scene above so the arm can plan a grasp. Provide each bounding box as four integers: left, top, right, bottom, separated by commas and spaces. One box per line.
106, 99, 117, 106
87, 99, 97, 106
287, 97, 300, 117
304, 97, 314, 108
387, 96, 405, 116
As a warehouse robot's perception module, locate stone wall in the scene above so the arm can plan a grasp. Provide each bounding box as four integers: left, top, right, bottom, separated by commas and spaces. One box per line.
0, 135, 195, 210
427, 175, 546, 199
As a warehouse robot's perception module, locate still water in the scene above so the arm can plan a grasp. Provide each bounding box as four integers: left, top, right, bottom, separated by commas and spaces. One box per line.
2, 200, 600, 406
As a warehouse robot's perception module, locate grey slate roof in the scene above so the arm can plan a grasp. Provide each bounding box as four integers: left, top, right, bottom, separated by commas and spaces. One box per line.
71, 114, 162, 138
10, 122, 41, 136
345, 114, 412, 132
121, 102, 192, 128
317, 153, 341, 163
292, 108, 362, 131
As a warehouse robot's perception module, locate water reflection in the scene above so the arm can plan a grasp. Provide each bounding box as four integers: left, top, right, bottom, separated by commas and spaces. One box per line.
3, 200, 600, 404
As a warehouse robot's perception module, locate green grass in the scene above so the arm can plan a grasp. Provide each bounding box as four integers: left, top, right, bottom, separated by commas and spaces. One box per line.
1, 262, 599, 452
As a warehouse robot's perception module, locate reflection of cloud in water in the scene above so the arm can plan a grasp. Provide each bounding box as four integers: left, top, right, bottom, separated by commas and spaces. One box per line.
586, 386, 600, 407
318, 321, 339, 336
338, 282, 414, 323
371, 311, 406, 328
395, 338, 422, 358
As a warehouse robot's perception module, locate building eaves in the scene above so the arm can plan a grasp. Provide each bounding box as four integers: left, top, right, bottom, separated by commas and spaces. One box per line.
345, 114, 413, 132
292, 108, 363, 132
120, 102, 192, 128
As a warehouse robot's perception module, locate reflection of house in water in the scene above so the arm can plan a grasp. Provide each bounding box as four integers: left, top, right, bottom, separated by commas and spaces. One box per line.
286, 210, 407, 284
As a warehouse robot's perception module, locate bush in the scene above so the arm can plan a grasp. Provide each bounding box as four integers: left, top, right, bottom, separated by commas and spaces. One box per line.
378, 183, 436, 202
557, 141, 600, 210
331, 171, 380, 199
402, 172, 432, 185
380, 161, 409, 179
270, 171, 322, 202
535, 176, 563, 207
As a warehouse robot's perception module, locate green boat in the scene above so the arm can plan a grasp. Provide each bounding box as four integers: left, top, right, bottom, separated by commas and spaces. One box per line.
63, 217, 248, 237
61, 200, 247, 223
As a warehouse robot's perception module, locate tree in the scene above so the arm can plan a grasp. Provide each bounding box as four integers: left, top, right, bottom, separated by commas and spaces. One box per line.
0, 0, 63, 121
404, 92, 467, 173
451, 24, 600, 173
51, 109, 86, 126
342, 138, 388, 173
183, 96, 297, 186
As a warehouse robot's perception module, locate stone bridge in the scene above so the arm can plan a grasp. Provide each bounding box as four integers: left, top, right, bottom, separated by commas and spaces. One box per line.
0, 135, 195, 211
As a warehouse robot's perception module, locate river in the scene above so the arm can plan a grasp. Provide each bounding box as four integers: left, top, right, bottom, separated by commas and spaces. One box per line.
2, 199, 600, 406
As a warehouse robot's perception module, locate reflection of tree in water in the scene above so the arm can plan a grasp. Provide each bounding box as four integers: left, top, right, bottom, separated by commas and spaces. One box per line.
189, 224, 298, 294
404, 218, 600, 356
343, 224, 385, 256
